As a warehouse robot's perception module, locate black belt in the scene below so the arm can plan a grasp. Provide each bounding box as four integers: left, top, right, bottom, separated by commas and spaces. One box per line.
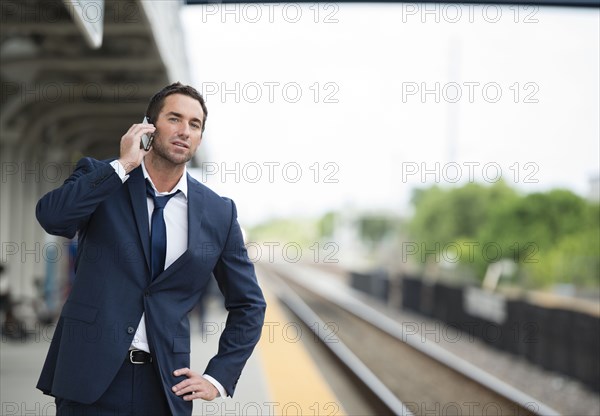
128, 349, 153, 364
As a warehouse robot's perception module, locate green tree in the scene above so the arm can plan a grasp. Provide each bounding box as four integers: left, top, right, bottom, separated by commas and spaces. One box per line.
409, 181, 518, 253
522, 202, 600, 288
358, 215, 397, 247
408, 182, 599, 288
318, 211, 337, 238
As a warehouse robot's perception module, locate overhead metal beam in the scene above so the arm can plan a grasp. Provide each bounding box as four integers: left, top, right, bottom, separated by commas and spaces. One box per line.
186, 0, 600, 7
0, 23, 149, 37
1, 57, 164, 71
15, 103, 147, 163
62, 0, 105, 48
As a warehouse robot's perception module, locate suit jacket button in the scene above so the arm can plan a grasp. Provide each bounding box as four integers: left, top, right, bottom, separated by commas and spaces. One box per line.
127, 326, 135, 334
144, 290, 150, 297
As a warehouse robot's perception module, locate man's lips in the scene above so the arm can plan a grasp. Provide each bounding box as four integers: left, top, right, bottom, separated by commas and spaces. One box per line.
171, 141, 190, 149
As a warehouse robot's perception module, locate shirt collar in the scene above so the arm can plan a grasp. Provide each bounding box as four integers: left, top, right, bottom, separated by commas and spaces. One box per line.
141, 159, 188, 199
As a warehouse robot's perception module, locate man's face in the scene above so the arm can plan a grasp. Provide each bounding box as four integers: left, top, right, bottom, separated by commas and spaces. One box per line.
150, 93, 204, 166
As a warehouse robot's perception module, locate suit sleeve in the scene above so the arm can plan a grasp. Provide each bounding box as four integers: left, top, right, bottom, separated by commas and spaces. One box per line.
36, 157, 123, 238
205, 199, 267, 397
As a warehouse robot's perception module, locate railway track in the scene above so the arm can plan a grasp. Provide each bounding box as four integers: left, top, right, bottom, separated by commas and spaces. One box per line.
260, 263, 560, 416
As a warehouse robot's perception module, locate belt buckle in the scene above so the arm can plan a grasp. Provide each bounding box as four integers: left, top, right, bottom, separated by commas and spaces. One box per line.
129, 349, 149, 365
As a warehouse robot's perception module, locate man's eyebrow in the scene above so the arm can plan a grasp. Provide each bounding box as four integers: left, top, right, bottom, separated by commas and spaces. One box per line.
165, 111, 202, 125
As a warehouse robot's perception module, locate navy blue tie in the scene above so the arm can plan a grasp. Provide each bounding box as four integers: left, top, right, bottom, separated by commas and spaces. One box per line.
146, 180, 179, 280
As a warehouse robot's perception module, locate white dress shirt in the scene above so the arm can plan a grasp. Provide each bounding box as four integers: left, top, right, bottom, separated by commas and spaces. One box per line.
110, 159, 226, 397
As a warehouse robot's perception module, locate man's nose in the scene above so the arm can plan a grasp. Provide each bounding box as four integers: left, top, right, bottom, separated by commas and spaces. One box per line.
178, 122, 191, 138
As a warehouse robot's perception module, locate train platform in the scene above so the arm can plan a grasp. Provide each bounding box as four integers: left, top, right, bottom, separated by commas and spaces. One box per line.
2, 262, 599, 416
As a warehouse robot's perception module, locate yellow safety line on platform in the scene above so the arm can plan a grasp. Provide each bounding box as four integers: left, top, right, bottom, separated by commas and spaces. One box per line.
258, 290, 346, 416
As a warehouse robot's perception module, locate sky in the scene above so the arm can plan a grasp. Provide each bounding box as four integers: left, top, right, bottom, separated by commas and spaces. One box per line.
180, 3, 599, 227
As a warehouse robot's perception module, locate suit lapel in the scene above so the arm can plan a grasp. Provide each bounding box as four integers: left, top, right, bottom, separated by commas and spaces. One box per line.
127, 167, 151, 273
152, 172, 205, 285
186, 173, 204, 248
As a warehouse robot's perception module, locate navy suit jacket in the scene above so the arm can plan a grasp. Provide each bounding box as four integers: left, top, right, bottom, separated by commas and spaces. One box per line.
35, 157, 266, 415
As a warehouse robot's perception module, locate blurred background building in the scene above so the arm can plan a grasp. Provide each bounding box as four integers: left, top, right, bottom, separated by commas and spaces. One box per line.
1, 0, 189, 323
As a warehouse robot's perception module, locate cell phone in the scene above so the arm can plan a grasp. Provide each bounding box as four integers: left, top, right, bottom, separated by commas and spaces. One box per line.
140, 116, 154, 151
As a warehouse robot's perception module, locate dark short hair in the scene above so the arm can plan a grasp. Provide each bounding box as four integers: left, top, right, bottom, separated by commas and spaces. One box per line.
145, 82, 208, 132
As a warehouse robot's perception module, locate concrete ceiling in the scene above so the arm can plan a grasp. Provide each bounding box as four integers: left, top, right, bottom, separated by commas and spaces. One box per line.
0, 0, 176, 162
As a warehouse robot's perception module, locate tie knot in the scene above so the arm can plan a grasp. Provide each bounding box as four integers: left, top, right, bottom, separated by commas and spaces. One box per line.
146, 180, 179, 210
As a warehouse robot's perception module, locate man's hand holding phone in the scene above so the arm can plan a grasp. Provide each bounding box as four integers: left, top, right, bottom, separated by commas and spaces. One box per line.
117, 117, 156, 174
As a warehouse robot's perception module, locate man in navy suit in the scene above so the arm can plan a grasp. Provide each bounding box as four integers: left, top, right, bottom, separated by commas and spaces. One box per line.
35, 82, 266, 415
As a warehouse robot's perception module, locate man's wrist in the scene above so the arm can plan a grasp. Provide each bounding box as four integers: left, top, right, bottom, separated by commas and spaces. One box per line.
110, 160, 130, 182
116, 159, 138, 175
202, 374, 227, 398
